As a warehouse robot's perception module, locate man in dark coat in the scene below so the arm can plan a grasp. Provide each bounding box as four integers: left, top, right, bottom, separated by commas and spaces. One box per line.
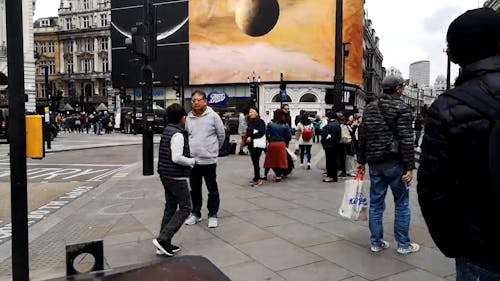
357, 74, 418, 255
417, 8, 500, 281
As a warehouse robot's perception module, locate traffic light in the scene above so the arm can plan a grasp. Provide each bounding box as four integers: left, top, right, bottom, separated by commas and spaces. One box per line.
125, 24, 148, 57
250, 83, 257, 102
173, 75, 181, 98
46, 82, 52, 99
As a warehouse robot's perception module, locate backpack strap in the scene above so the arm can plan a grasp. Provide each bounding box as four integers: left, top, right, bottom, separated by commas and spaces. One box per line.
442, 79, 500, 121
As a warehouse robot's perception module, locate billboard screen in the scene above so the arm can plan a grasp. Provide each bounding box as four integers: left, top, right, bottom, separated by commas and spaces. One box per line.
111, 0, 189, 88
189, 0, 363, 85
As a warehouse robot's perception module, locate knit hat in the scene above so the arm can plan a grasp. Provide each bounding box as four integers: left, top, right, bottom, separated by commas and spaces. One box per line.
447, 8, 500, 66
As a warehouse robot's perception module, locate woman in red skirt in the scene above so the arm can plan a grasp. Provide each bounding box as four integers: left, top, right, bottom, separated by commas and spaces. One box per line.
264, 109, 292, 182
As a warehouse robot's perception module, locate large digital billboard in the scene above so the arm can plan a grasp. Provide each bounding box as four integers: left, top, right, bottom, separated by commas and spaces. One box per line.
189, 0, 363, 85
111, 0, 189, 88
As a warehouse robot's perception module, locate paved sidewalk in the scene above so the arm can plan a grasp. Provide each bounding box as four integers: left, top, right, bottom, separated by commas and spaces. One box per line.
0, 143, 455, 281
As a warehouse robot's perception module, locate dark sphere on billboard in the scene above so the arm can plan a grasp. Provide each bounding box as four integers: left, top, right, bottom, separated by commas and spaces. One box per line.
235, 0, 280, 37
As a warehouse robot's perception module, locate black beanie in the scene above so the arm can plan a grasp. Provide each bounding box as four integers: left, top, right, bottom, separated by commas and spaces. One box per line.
447, 8, 500, 66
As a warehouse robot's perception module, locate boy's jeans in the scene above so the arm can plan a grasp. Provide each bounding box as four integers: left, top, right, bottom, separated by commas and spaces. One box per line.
369, 163, 411, 249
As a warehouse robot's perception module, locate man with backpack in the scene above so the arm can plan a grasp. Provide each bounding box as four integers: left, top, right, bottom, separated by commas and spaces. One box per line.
417, 8, 500, 280
295, 113, 314, 170
357, 74, 418, 255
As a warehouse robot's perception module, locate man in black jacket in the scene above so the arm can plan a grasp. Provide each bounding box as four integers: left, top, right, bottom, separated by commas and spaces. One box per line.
321, 111, 341, 182
417, 8, 500, 281
357, 74, 418, 254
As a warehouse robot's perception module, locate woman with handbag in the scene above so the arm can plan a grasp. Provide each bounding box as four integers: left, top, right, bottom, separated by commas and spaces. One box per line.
245, 107, 266, 186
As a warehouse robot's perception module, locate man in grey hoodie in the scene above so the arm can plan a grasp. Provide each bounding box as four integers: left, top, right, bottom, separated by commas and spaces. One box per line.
184, 90, 225, 228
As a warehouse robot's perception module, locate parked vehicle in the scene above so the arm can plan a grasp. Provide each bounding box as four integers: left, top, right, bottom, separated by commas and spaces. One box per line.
0, 107, 8, 142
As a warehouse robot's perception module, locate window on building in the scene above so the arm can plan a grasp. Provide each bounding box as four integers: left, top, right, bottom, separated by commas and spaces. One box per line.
40, 83, 46, 97
83, 0, 90, 9
47, 41, 54, 53
80, 59, 94, 73
66, 40, 74, 53
100, 37, 108, 50
48, 61, 55, 75
299, 93, 318, 103
101, 58, 109, 72
66, 60, 73, 74
101, 82, 108, 96
40, 19, 50, 27
83, 39, 93, 52
100, 14, 108, 26
82, 16, 90, 28
271, 94, 292, 102
65, 18, 72, 30
40, 42, 47, 53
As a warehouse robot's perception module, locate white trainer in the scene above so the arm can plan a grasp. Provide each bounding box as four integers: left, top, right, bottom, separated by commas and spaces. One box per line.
184, 214, 202, 225
397, 243, 420, 254
370, 240, 390, 252
208, 217, 218, 228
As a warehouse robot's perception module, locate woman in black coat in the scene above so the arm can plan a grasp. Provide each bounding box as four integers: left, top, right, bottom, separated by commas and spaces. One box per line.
245, 107, 266, 186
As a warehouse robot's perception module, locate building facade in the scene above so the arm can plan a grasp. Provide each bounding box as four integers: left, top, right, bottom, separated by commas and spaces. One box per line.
362, 17, 385, 96
57, 0, 112, 113
409, 60, 430, 88
34, 17, 60, 112
0, 0, 37, 112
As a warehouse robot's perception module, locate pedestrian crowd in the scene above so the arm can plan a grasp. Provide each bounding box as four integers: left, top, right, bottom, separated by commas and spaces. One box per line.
54, 112, 115, 135
152, 8, 500, 281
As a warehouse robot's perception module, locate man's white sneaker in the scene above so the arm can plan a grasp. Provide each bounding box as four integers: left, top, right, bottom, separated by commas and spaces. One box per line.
370, 240, 390, 252
208, 217, 218, 228
184, 214, 202, 225
397, 243, 420, 254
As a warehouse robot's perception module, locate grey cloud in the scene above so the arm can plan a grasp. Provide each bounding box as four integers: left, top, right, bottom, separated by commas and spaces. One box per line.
422, 5, 462, 34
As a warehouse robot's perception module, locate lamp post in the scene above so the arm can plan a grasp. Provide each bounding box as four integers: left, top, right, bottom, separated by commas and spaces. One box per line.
333, 0, 344, 112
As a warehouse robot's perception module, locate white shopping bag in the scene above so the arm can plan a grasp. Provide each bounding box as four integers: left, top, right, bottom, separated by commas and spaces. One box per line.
338, 174, 369, 221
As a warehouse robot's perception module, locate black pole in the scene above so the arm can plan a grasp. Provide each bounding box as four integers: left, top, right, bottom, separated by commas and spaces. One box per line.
43, 66, 51, 149
181, 76, 185, 108
142, 0, 154, 176
280, 72, 283, 109
333, 0, 344, 112
133, 90, 137, 135
6, 0, 29, 279
446, 56, 451, 91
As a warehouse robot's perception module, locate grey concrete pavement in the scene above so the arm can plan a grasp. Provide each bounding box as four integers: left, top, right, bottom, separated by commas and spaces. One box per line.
0, 141, 455, 281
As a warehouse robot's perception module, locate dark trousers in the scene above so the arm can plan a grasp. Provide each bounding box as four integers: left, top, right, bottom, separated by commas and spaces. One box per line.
337, 145, 346, 175
314, 129, 321, 143
299, 145, 312, 164
158, 177, 192, 244
325, 147, 338, 181
249, 147, 263, 182
190, 164, 220, 218
415, 130, 421, 147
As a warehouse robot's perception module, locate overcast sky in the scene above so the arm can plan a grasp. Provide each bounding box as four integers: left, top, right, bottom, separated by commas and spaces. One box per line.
34, 0, 487, 84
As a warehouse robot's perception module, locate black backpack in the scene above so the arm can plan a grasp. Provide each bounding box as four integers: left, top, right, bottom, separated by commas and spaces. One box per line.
442, 80, 500, 196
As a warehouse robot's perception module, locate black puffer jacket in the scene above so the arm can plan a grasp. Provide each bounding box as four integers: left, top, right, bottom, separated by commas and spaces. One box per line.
417, 56, 500, 264
357, 93, 415, 170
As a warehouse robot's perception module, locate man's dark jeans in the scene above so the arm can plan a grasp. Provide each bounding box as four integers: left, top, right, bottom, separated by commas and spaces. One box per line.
249, 147, 263, 182
324, 147, 338, 181
456, 257, 500, 281
158, 177, 192, 244
190, 164, 220, 218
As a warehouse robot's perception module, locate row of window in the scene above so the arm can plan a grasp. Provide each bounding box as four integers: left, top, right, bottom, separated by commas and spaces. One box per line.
64, 13, 108, 30
63, 38, 108, 53
35, 41, 55, 54
39, 81, 108, 97
66, 58, 109, 74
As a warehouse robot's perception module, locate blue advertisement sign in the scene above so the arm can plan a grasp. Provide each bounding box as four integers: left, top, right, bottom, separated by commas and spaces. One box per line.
207, 91, 229, 106
280, 89, 287, 100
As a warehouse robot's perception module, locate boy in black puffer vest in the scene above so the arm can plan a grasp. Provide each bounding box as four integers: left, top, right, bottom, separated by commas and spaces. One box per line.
153, 103, 195, 257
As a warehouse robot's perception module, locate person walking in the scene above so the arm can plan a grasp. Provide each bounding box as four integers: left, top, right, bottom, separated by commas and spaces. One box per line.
417, 8, 500, 281
321, 112, 341, 182
264, 109, 292, 182
184, 90, 225, 228
295, 113, 314, 170
245, 107, 266, 186
357, 74, 419, 255
281, 104, 292, 128
238, 111, 248, 155
153, 103, 195, 257
312, 115, 322, 143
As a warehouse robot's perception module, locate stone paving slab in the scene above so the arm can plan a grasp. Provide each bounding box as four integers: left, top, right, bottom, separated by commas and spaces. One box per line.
266, 223, 341, 248
277, 260, 355, 281
222, 261, 288, 281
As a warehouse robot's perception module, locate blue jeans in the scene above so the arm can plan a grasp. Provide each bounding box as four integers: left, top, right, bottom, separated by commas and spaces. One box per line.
456, 258, 500, 281
369, 163, 411, 249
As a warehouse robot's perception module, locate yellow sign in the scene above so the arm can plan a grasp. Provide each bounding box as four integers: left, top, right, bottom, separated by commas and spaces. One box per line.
26, 115, 44, 159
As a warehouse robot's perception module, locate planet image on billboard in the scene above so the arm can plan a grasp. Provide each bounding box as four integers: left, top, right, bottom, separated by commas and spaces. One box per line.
235, 0, 280, 37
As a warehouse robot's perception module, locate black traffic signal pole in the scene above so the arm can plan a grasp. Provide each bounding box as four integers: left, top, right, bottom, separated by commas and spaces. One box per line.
6, 0, 30, 279
142, 0, 155, 176
333, 0, 344, 111
43, 66, 51, 149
